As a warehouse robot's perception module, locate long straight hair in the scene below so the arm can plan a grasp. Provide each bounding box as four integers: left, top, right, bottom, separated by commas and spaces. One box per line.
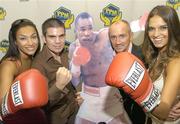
1, 19, 40, 62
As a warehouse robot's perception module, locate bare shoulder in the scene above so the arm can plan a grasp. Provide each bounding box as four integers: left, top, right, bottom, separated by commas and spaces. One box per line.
167, 57, 180, 70
166, 57, 180, 87
69, 42, 76, 51
0, 60, 19, 97
0, 60, 18, 76
68, 42, 76, 59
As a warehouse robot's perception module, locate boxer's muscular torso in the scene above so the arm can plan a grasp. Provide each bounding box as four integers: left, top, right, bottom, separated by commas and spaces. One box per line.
82, 42, 113, 87
70, 30, 114, 87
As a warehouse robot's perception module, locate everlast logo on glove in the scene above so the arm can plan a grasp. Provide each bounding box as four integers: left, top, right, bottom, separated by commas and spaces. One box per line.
142, 86, 161, 112
1, 94, 9, 116
105, 52, 161, 113
11, 81, 23, 106
124, 61, 145, 90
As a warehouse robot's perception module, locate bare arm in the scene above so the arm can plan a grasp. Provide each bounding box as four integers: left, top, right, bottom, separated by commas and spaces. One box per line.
0, 61, 17, 105
68, 42, 81, 87
152, 58, 180, 120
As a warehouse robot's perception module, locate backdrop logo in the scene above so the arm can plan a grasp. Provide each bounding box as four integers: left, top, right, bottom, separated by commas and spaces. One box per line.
0, 39, 9, 53
53, 6, 74, 29
0, 7, 6, 20
166, 0, 180, 10
100, 4, 122, 26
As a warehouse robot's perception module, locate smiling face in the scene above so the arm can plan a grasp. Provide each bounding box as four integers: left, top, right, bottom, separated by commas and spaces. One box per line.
15, 26, 39, 57
148, 15, 169, 51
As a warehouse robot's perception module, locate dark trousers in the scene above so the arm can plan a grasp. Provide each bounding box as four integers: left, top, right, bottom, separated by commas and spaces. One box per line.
119, 89, 146, 124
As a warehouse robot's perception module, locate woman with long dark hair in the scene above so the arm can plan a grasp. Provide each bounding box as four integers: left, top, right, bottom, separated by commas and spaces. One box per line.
142, 5, 180, 124
0, 19, 47, 124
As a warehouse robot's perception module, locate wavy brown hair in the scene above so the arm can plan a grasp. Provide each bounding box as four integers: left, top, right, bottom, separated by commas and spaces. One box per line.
142, 5, 180, 81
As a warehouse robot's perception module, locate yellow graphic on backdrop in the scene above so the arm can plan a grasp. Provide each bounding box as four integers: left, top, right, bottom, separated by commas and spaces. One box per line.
0, 39, 9, 53
100, 3, 122, 26
53, 6, 74, 29
166, 0, 180, 10
0, 7, 6, 20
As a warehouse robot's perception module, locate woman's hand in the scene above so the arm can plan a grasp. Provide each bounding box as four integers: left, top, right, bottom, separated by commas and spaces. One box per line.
167, 101, 180, 121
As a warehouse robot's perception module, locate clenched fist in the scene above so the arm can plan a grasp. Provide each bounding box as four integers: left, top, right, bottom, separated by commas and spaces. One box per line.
55, 67, 72, 90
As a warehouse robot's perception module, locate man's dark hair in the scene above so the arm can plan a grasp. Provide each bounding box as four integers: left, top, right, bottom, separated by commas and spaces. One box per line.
42, 18, 65, 36
74, 12, 92, 31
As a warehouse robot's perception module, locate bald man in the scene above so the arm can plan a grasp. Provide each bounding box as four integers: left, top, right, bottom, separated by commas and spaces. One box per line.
108, 20, 147, 124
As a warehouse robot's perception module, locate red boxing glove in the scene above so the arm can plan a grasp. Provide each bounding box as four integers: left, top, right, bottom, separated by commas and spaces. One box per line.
72, 46, 91, 66
105, 52, 160, 112
1, 69, 48, 117
71, 46, 91, 78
